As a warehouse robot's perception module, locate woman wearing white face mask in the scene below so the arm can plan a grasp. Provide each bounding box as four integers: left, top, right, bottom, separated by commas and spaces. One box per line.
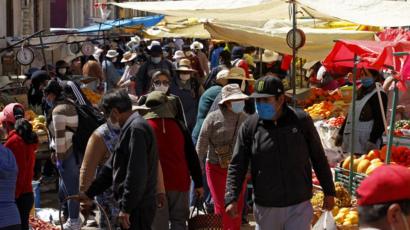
170, 59, 204, 132
196, 84, 249, 230
55, 60, 70, 81
136, 70, 188, 129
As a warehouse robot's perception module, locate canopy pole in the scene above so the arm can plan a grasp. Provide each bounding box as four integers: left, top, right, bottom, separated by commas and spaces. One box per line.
349, 54, 358, 195
259, 47, 263, 77
386, 82, 398, 164
291, 0, 297, 107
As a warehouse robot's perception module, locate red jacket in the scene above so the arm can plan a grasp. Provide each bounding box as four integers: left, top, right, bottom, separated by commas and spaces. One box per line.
4, 131, 38, 198
147, 118, 191, 192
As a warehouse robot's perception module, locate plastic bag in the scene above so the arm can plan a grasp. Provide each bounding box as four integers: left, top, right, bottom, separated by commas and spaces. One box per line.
312, 211, 337, 230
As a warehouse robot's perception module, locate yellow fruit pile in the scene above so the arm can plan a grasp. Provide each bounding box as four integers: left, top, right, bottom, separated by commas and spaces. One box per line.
30, 115, 47, 135
311, 183, 351, 210
82, 88, 102, 105
335, 182, 351, 208
342, 150, 384, 175
334, 207, 359, 226
305, 101, 334, 120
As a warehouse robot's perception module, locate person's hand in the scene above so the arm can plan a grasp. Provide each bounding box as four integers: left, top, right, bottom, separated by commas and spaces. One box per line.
118, 211, 131, 229
397, 105, 406, 114
157, 193, 166, 209
225, 202, 239, 218
334, 134, 343, 147
80, 201, 94, 221
195, 187, 204, 200
365, 141, 378, 153
322, 196, 335, 211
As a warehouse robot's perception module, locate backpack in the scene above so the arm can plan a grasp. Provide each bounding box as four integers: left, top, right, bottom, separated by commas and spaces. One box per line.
67, 100, 106, 161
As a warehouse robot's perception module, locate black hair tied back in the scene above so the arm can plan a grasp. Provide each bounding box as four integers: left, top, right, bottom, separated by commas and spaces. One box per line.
15, 118, 38, 145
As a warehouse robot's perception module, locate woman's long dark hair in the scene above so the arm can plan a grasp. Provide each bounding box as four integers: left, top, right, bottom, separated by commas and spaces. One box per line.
14, 118, 38, 145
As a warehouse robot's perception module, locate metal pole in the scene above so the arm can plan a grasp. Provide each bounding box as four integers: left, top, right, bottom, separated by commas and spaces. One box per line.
0, 30, 45, 54
386, 82, 398, 164
38, 32, 49, 76
259, 48, 263, 78
349, 54, 359, 195
291, 0, 297, 107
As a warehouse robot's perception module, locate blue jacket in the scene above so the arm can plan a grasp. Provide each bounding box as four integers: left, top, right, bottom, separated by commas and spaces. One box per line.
192, 85, 222, 143
0, 144, 20, 228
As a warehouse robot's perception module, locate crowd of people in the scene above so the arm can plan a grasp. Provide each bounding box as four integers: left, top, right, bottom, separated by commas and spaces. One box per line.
0, 35, 409, 230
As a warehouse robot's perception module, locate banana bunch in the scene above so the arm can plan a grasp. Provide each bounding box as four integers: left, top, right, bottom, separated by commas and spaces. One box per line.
335, 182, 352, 208
31, 115, 47, 135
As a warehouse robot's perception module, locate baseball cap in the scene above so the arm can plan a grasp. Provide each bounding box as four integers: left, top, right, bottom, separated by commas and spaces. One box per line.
250, 76, 284, 98
357, 165, 410, 206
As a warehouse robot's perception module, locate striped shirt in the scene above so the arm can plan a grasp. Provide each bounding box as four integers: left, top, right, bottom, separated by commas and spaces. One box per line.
49, 101, 78, 159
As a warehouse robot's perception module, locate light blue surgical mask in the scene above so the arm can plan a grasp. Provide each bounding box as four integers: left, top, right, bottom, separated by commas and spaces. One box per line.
255, 102, 276, 120
45, 98, 54, 108
231, 101, 245, 114
361, 77, 375, 88
152, 57, 161, 64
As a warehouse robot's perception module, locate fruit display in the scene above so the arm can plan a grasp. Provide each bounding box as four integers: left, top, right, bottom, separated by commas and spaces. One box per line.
311, 182, 352, 210
305, 101, 334, 120
311, 183, 356, 228
82, 88, 102, 105
342, 153, 384, 175
334, 207, 359, 226
395, 120, 410, 130
302, 88, 343, 107
29, 216, 59, 230
394, 120, 410, 137
325, 116, 345, 128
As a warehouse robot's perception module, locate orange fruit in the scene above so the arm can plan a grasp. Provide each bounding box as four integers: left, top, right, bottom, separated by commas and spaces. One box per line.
357, 159, 371, 174
367, 150, 380, 161
366, 162, 384, 175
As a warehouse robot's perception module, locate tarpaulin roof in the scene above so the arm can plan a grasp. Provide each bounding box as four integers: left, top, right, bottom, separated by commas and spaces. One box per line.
145, 23, 210, 39
204, 21, 375, 61
78, 15, 164, 32
323, 40, 410, 71
111, 0, 410, 27
297, 0, 410, 27
109, 0, 289, 27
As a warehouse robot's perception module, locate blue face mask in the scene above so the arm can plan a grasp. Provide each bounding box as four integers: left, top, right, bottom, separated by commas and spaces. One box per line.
361, 77, 375, 88
231, 101, 245, 114
45, 98, 54, 108
255, 102, 276, 120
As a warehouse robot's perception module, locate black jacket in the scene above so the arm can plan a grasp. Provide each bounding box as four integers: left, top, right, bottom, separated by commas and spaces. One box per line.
225, 106, 335, 207
86, 112, 158, 213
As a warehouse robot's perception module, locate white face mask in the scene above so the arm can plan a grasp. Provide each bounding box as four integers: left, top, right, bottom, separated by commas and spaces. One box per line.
107, 117, 121, 130
58, 68, 67, 75
180, 74, 191, 81
154, 85, 169, 93
152, 57, 161, 64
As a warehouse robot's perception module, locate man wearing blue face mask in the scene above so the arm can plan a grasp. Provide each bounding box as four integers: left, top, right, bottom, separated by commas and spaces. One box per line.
335, 68, 388, 154
224, 76, 336, 230
135, 45, 176, 96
